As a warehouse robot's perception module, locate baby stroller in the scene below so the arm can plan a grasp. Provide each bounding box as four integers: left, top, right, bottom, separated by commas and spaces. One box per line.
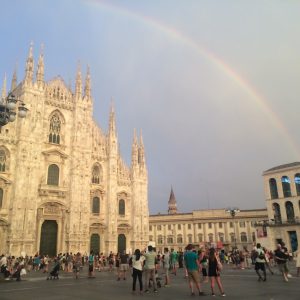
148, 270, 162, 288
47, 260, 60, 280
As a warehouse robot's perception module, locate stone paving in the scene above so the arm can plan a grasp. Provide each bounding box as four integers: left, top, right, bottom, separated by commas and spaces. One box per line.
1, 264, 299, 300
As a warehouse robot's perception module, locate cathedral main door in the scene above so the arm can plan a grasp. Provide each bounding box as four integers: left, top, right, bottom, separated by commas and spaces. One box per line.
118, 234, 126, 253
90, 234, 100, 254
39, 220, 58, 257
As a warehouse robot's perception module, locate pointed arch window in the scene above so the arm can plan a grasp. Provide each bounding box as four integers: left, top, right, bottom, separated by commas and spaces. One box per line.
0, 188, 3, 208
119, 199, 125, 215
49, 113, 61, 144
281, 176, 292, 197
92, 197, 100, 214
285, 201, 295, 223
0, 149, 7, 172
295, 174, 300, 196
47, 164, 59, 186
269, 178, 278, 199
92, 165, 101, 184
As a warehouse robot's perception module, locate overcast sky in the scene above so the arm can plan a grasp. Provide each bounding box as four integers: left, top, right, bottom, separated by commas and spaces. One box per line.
1, 0, 300, 214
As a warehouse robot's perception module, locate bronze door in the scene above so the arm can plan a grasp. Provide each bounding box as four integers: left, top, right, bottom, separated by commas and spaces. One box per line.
118, 234, 126, 253
39, 220, 58, 256
90, 234, 100, 254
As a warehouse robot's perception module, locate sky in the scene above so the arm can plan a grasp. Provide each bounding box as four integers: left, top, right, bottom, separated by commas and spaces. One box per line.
1, 0, 300, 214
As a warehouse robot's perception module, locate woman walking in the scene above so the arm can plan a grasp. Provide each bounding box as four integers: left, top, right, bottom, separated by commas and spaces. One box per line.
131, 249, 145, 294
208, 248, 225, 297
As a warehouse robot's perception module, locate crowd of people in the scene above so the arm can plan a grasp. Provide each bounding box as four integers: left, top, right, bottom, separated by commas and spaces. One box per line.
1, 242, 300, 297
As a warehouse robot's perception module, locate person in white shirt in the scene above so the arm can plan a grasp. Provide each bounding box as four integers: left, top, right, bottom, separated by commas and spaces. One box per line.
131, 249, 145, 294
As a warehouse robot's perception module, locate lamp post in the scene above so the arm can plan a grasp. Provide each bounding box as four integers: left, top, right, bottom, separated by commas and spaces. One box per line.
0, 93, 28, 128
226, 207, 240, 249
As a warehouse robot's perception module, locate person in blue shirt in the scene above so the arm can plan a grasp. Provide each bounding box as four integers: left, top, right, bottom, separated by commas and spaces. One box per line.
184, 244, 205, 296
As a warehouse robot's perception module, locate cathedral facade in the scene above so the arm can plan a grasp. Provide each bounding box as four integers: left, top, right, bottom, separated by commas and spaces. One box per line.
0, 45, 149, 256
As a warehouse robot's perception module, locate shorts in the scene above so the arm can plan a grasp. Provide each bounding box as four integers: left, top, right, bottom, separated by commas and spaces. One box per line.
120, 264, 129, 271
255, 262, 265, 271
278, 263, 288, 273
89, 264, 94, 272
188, 270, 200, 283
164, 267, 169, 276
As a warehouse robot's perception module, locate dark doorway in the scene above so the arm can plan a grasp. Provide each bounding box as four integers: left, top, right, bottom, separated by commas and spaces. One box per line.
118, 234, 126, 253
288, 231, 298, 252
40, 220, 58, 256
90, 234, 100, 254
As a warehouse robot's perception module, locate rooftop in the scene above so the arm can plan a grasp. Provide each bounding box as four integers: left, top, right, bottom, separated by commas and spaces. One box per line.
264, 162, 300, 174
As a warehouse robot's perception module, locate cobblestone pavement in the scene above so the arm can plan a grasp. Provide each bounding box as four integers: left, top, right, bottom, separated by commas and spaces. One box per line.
1, 264, 299, 300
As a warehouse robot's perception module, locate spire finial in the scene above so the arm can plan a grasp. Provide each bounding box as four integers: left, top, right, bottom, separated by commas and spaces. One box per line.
1, 73, 7, 101
36, 43, 45, 86
25, 42, 34, 84
75, 60, 82, 98
109, 99, 116, 134
168, 186, 177, 214
84, 64, 91, 99
11, 62, 18, 91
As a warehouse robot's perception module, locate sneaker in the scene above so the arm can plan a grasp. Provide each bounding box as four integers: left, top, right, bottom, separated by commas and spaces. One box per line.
221, 293, 226, 297
145, 290, 150, 293
212, 293, 216, 297
164, 284, 170, 287
154, 289, 158, 293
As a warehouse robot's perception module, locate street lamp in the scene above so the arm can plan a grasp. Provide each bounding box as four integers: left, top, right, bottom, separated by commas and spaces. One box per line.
226, 207, 240, 249
0, 93, 28, 128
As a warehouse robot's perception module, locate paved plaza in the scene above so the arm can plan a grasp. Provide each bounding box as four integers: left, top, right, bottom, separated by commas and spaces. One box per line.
1, 264, 299, 300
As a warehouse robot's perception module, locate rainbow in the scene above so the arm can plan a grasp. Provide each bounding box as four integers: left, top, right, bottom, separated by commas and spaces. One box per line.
85, 0, 299, 158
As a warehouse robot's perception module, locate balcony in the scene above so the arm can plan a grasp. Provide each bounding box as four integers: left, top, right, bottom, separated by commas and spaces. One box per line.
254, 218, 300, 227
38, 184, 68, 198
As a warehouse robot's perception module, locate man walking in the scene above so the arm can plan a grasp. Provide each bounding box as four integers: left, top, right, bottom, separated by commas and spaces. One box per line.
254, 243, 266, 281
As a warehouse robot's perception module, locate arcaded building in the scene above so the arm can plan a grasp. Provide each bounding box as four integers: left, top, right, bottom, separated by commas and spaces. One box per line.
0, 46, 149, 256
263, 162, 300, 252
149, 188, 268, 252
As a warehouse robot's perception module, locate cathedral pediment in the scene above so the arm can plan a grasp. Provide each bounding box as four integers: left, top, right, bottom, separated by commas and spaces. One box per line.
46, 77, 73, 101
42, 149, 68, 159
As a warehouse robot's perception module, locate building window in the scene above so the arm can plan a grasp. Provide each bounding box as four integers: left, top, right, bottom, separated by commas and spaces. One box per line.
47, 164, 59, 186
269, 178, 278, 199
158, 235, 163, 244
168, 224, 172, 230
208, 223, 212, 229
188, 234, 193, 243
0, 188, 3, 208
229, 222, 234, 228
149, 235, 153, 241
240, 232, 247, 242
177, 235, 183, 244
119, 199, 125, 215
149, 225, 152, 231
272, 202, 282, 224
0, 149, 7, 172
198, 234, 203, 242
208, 233, 213, 242
92, 165, 101, 184
167, 237, 173, 244
178, 224, 181, 230
295, 174, 300, 196
218, 233, 224, 242
251, 221, 256, 227
188, 224, 191, 230
219, 222, 223, 228
157, 225, 162, 231
252, 232, 256, 242
198, 223, 202, 229
92, 197, 100, 214
285, 201, 295, 223
239, 221, 246, 228
230, 233, 235, 242
281, 176, 292, 197
49, 113, 61, 144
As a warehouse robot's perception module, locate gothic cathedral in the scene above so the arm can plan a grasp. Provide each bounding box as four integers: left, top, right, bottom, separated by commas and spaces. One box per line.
0, 45, 149, 256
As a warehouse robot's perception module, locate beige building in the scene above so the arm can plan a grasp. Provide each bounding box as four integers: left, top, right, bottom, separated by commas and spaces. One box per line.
262, 162, 300, 252
0, 45, 149, 256
149, 188, 268, 252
